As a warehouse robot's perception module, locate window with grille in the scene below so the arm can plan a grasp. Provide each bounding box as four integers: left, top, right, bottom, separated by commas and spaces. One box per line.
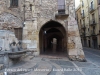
58, 0, 65, 14
14, 28, 23, 40
10, 0, 18, 7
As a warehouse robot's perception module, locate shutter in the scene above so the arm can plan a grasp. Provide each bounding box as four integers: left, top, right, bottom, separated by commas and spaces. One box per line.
58, 0, 65, 5
10, 0, 12, 7
11, 0, 18, 7
12, 0, 14, 6
58, 0, 65, 10
15, 0, 18, 6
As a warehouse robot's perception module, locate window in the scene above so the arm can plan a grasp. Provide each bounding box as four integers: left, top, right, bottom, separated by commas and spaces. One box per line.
88, 28, 89, 32
92, 13, 95, 19
80, 19, 81, 25
83, 10, 84, 14
82, 1, 84, 7
10, 0, 18, 7
91, 1, 93, 9
82, 10, 84, 16
14, 28, 23, 40
58, 0, 65, 14
83, 20, 85, 25
98, 0, 100, 5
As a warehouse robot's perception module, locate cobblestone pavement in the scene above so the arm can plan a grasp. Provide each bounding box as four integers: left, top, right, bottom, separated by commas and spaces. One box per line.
1, 47, 100, 75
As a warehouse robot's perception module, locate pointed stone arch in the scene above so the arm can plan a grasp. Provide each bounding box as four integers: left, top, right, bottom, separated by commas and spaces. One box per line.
39, 20, 67, 55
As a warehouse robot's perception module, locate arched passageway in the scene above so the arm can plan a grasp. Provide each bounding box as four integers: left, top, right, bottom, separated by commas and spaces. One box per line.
39, 20, 67, 56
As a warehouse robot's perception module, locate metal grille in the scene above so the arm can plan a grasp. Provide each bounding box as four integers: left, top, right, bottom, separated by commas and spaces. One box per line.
10, 0, 18, 7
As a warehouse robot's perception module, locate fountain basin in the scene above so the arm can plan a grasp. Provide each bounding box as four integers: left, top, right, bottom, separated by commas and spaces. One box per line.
8, 50, 27, 59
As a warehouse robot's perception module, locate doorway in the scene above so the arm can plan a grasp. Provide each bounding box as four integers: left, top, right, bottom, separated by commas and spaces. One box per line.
39, 20, 67, 56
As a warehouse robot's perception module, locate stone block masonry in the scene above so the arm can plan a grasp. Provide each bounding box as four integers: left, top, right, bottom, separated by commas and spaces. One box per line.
0, 0, 85, 61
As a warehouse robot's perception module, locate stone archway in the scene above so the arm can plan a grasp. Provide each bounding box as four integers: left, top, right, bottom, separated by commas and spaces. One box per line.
39, 20, 67, 56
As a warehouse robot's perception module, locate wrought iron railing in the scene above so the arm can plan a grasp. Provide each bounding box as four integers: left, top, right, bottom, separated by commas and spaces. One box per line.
89, 6, 95, 12
90, 19, 96, 25
81, 13, 85, 18
58, 5, 65, 10
58, 5, 65, 14
91, 30, 96, 36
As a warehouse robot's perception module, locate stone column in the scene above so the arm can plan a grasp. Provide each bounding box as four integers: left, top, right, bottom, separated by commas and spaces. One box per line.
67, 16, 85, 61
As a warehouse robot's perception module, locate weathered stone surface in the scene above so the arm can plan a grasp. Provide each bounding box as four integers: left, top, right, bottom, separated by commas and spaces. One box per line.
0, 0, 85, 61
0, 30, 18, 51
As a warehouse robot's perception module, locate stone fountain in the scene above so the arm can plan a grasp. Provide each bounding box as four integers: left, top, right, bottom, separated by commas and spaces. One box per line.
0, 30, 26, 68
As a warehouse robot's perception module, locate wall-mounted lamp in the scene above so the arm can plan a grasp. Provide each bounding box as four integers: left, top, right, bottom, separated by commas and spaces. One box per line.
23, 21, 26, 27
44, 31, 46, 34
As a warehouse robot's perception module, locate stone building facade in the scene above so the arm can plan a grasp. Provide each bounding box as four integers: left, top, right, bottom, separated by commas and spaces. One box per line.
0, 0, 85, 61
76, 0, 100, 49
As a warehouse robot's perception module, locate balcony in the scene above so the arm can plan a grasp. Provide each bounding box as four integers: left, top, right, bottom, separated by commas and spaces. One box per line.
98, 0, 100, 5
55, 5, 69, 19
85, 33, 90, 37
98, 30, 100, 35
99, 15, 100, 19
81, 32, 86, 37
81, 25, 86, 29
82, 4, 84, 7
89, 6, 95, 13
90, 19, 96, 26
81, 13, 85, 19
91, 31, 96, 36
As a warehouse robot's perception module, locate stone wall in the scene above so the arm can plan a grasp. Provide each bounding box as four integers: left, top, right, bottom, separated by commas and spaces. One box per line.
0, 30, 18, 51
0, 0, 85, 60
22, 0, 85, 60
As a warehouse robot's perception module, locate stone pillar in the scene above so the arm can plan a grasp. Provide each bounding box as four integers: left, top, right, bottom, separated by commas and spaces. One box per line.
67, 16, 85, 61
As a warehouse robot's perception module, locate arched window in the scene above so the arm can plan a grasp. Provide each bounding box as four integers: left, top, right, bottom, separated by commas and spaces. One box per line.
10, 0, 18, 7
